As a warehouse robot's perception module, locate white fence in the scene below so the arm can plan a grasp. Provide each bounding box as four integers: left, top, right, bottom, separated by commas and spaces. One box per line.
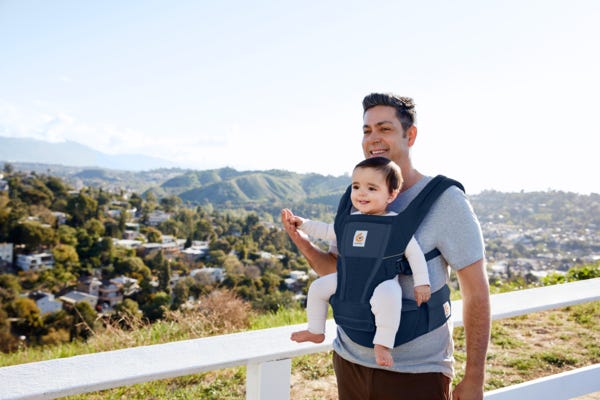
1, 278, 599, 400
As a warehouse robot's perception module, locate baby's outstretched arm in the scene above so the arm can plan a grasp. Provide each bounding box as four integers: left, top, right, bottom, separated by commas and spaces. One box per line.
414, 285, 431, 307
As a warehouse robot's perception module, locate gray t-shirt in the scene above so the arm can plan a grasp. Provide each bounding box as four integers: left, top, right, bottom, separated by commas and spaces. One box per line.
331, 175, 485, 378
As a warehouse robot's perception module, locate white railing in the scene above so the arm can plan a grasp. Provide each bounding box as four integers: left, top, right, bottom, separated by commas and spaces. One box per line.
1, 278, 599, 400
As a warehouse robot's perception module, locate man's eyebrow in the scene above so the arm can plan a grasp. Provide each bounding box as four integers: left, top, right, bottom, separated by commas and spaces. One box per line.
363, 120, 394, 128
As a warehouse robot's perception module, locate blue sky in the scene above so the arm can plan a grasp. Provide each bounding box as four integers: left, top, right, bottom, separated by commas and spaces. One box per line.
1, 1, 599, 194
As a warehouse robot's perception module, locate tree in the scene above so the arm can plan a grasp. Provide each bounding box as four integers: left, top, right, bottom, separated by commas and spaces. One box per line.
70, 302, 97, 340
114, 256, 151, 282
171, 279, 191, 310
84, 218, 105, 239
0, 308, 19, 352
194, 219, 215, 241
53, 244, 80, 270
145, 227, 162, 243
142, 291, 170, 321
3, 162, 14, 174
158, 219, 180, 236
11, 297, 43, 340
44, 175, 69, 198
160, 195, 182, 213
0, 274, 22, 308
149, 251, 171, 294
66, 192, 98, 227
210, 238, 232, 254
51, 244, 81, 282
113, 299, 142, 330
243, 213, 260, 234
10, 221, 55, 252
57, 225, 78, 246
128, 193, 143, 211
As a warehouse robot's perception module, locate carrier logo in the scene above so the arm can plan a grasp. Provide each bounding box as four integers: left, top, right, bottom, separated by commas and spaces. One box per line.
353, 230, 368, 247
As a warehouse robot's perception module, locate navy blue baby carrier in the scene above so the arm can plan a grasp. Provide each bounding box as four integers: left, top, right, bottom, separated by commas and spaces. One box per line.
329, 175, 464, 347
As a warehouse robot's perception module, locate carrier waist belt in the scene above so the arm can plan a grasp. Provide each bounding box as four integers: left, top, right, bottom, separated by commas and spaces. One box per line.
331, 284, 451, 348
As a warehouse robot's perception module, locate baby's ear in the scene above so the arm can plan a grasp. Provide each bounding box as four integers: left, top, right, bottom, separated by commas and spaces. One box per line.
388, 189, 400, 203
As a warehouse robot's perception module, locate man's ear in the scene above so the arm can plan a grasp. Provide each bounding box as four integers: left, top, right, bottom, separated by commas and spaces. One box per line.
406, 125, 417, 146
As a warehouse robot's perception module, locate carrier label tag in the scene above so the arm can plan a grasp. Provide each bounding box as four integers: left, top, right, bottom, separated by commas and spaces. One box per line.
443, 301, 451, 318
353, 230, 368, 247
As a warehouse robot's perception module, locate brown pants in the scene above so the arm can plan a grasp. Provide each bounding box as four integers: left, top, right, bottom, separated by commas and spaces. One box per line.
333, 351, 451, 400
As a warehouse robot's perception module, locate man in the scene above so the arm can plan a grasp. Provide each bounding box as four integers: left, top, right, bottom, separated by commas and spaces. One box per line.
281, 93, 490, 399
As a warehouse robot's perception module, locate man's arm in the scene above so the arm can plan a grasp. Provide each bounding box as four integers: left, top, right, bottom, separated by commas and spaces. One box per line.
281, 209, 337, 276
452, 258, 491, 400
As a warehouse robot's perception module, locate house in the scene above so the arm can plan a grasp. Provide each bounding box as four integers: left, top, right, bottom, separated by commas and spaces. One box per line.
16, 252, 55, 272
0, 179, 8, 192
51, 212, 67, 225
28, 291, 63, 315
98, 283, 123, 308
258, 251, 285, 260
106, 209, 122, 219
112, 238, 143, 249
58, 290, 98, 309
123, 223, 141, 240
109, 276, 140, 297
147, 210, 171, 226
77, 276, 102, 297
190, 267, 225, 284
0, 242, 13, 264
284, 270, 310, 291
182, 241, 209, 262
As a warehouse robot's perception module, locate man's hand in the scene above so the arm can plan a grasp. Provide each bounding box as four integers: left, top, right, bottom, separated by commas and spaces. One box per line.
280, 208, 337, 276
452, 375, 485, 400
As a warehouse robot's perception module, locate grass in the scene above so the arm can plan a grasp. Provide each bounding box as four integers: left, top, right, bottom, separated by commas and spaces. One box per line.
453, 300, 600, 391
2, 292, 600, 399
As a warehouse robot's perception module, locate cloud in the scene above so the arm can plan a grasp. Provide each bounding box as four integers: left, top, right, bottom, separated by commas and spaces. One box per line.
0, 99, 148, 154
0, 99, 238, 171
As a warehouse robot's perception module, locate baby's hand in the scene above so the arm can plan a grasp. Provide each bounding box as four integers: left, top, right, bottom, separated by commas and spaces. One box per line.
281, 208, 306, 228
414, 285, 431, 307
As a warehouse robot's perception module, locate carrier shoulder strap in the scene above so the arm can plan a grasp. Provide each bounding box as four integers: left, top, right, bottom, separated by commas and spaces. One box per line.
385, 175, 464, 256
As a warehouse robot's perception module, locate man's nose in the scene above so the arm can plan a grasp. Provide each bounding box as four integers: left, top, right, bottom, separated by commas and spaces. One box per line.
366, 130, 382, 143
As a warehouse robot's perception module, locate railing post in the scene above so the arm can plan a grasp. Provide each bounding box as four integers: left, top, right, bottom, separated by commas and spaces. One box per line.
246, 358, 292, 400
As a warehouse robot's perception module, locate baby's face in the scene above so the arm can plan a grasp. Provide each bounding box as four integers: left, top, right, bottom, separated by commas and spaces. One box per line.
350, 167, 392, 215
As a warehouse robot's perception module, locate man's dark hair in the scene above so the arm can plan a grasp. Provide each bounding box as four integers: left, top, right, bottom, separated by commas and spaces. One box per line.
362, 93, 417, 132
354, 156, 403, 193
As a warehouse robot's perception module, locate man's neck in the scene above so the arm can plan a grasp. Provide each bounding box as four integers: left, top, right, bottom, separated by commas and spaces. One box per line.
400, 168, 423, 192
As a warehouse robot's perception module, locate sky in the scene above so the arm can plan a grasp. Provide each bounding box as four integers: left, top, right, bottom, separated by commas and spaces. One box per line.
1, 1, 599, 195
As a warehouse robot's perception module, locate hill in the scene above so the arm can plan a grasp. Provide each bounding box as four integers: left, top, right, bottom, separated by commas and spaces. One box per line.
2, 161, 351, 209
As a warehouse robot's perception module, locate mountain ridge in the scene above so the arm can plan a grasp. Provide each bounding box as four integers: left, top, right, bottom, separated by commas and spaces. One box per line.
0, 136, 176, 171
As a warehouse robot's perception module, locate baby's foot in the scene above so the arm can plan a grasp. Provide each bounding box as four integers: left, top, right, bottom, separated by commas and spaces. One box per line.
291, 330, 325, 344
374, 344, 394, 367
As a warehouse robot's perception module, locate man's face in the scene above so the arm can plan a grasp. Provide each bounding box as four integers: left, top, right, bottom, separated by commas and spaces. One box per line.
362, 105, 410, 165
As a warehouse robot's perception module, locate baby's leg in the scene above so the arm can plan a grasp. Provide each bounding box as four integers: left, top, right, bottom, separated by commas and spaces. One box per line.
291, 273, 337, 344
370, 277, 403, 366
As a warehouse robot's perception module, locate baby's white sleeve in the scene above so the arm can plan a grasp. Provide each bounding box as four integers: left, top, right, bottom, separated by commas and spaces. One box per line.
405, 236, 430, 287
299, 220, 336, 241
